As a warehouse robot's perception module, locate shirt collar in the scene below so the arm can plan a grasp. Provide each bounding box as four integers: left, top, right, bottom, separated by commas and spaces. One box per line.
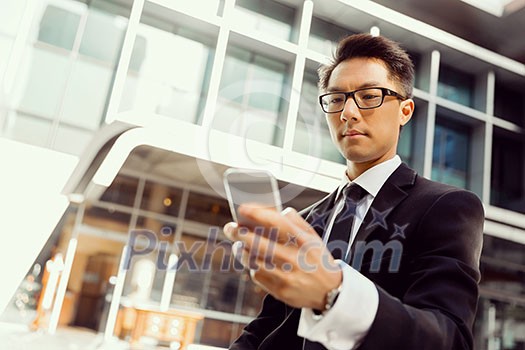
336, 155, 402, 200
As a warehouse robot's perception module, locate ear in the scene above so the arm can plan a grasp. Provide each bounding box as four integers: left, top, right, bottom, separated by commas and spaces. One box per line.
399, 99, 414, 126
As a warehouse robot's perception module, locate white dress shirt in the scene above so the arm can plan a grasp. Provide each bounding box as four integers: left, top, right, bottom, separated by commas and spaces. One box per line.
297, 155, 402, 350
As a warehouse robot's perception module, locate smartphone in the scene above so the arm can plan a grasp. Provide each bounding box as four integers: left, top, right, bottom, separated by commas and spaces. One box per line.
223, 168, 283, 226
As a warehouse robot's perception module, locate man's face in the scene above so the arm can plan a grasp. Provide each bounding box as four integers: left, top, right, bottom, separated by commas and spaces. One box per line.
324, 57, 413, 166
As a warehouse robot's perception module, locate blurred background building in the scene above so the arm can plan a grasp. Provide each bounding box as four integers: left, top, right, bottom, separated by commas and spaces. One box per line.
0, 0, 524, 349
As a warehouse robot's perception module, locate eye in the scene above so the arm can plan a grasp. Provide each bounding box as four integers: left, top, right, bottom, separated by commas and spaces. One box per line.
362, 93, 381, 100
330, 96, 344, 104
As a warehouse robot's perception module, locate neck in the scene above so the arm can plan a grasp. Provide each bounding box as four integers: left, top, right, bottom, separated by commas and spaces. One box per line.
346, 155, 396, 181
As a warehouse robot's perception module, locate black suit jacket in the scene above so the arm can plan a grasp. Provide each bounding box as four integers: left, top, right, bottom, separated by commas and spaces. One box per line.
230, 163, 484, 350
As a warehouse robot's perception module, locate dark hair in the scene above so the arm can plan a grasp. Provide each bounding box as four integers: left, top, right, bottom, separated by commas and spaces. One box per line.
318, 33, 415, 98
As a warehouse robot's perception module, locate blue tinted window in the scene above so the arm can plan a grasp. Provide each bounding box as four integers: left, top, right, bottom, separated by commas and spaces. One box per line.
431, 122, 470, 188
437, 64, 474, 108
38, 5, 81, 50
214, 45, 290, 146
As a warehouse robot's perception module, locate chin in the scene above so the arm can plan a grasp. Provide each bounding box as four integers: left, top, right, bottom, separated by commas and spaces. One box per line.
339, 149, 372, 163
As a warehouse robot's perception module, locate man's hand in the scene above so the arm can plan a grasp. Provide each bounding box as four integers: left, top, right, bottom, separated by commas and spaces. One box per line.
223, 204, 342, 310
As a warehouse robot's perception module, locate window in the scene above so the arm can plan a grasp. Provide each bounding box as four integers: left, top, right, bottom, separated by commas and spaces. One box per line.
198, 318, 243, 347
100, 175, 139, 207
308, 17, 355, 56
475, 235, 525, 348
82, 205, 131, 234
234, 0, 296, 42
494, 81, 525, 127
407, 50, 427, 92
120, 21, 216, 125
292, 69, 345, 163
214, 45, 290, 146
437, 64, 475, 108
398, 121, 413, 166
491, 128, 525, 213
37, 5, 82, 51
78, 8, 126, 64
140, 182, 184, 218
431, 120, 470, 189
185, 191, 232, 227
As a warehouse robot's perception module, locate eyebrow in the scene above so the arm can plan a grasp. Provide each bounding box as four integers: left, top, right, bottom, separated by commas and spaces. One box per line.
326, 81, 383, 92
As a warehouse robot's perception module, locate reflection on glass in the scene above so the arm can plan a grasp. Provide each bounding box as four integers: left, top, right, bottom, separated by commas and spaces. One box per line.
491, 128, 525, 213
122, 249, 164, 303
141, 181, 183, 218
171, 233, 206, 309
99, 175, 139, 207
293, 70, 345, 163
241, 273, 266, 317
205, 269, 240, 314
37, 5, 81, 50
308, 16, 354, 56
120, 22, 215, 125
431, 121, 470, 188
135, 216, 177, 243
185, 191, 231, 227
82, 205, 131, 234
234, 0, 296, 42
215, 45, 289, 146
437, 64, 474, 108
199, 318, 236, 348
474, 298, 525, 350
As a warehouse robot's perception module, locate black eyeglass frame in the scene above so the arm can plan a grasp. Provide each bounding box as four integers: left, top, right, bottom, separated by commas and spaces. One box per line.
319, 87, 406, 113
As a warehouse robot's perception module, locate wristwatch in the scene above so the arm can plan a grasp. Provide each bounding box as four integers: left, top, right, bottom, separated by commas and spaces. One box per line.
312, 282, 343, 319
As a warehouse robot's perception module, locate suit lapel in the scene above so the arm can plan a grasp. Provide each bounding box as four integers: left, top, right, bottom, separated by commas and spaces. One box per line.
351, 163, 417, 253
301, 190, 338, 237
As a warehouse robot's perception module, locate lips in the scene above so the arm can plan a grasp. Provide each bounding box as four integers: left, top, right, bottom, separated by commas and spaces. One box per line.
343, 129, 366, 137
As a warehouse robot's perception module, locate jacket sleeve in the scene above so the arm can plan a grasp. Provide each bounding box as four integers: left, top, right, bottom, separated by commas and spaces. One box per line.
358, 189, 484, 350
229, 293, 289, 349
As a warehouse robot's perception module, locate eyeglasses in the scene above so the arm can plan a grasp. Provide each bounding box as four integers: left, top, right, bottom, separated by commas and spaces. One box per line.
319, 87, 406, 113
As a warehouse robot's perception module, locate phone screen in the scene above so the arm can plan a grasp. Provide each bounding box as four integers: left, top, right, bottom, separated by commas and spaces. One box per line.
223, 169, 282, 226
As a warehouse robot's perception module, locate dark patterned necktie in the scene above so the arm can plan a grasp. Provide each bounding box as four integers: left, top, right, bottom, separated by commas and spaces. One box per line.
327, 183, 367, 260
303, 183, 368, 350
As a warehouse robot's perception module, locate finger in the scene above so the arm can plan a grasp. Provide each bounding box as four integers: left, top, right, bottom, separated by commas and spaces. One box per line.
281, 207, 319, 240
238, 205, 305, 243
224, 222, 252, 241
232, 240, 245, 265
234, 229, 300, 270
223, 222, 238, 241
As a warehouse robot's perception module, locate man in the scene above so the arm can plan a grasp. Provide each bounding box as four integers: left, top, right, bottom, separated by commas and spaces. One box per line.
223, 33, 484, 350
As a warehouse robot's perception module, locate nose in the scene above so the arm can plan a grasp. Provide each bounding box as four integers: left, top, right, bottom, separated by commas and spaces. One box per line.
340, 96, 360, 122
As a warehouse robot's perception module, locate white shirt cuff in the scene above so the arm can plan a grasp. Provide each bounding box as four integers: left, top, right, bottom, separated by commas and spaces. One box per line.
297, 260, 379, 350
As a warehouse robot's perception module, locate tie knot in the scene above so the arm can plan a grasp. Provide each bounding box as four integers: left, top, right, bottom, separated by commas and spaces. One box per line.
343, 183, 367, 203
